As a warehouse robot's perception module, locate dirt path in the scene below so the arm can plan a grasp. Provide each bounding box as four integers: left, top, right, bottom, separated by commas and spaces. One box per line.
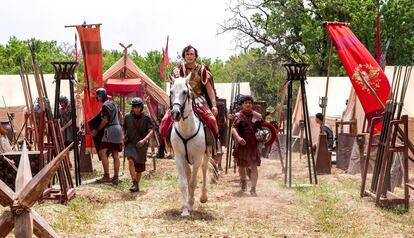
3, 154, 412, 237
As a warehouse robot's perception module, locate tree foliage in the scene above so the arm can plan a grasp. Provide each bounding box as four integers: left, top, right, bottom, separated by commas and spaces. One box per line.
0, 36, 72, 74
219, 0, 414, 76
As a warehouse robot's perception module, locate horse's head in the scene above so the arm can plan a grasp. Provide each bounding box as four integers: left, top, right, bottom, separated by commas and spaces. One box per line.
170, 73, 192, 121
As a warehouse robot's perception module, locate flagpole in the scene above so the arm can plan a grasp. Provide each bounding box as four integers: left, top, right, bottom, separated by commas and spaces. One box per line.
74, 33, 78, 62
375, 0, 381, 65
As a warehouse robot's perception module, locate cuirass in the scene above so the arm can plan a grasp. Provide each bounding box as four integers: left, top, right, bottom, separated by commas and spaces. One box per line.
188, 67, 204, 97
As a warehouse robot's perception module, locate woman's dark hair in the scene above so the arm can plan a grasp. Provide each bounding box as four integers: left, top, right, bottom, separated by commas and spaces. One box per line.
181, 45, 198, 58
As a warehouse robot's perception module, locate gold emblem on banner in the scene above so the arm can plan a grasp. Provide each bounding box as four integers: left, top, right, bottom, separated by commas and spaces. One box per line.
352, 64, 382, 93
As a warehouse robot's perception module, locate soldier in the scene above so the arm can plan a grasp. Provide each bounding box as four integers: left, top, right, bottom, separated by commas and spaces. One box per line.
58, 96, 73, 148
0, 123, 12, 153
90, 88, 123, 185
231, 95, 263, 196
123, 97, 153, 192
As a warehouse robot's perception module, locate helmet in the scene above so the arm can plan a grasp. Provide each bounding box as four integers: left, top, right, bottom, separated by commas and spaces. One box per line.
130, 97, 143, 107
59, 95, 68, 103
96, 88, 107, 102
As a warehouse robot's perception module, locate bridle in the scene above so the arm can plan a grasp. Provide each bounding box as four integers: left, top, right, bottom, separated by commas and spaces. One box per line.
170, 83, 192, 121
170, 82, 200, 164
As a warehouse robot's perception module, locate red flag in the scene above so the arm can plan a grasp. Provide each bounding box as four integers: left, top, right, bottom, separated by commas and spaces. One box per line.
159, 36, 171, 80
159, 47, 165, 79
325, 23, 390, 131
164, 36, 170, 67
76, 24, 104, 147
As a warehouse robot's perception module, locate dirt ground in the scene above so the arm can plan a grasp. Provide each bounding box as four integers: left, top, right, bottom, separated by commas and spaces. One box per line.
2, 149, 414, 237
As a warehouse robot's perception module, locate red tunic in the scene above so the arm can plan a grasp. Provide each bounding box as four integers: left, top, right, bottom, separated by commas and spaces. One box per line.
232, 110, 263, 167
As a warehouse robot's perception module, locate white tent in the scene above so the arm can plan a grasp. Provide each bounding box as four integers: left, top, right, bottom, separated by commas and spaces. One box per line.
292, 66, 414, 144
0, 74, 71, 128
292, 76, 352, 142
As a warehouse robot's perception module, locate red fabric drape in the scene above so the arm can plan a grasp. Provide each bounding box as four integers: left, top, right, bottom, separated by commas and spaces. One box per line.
76, 25, 104, 147
325, 23, 390, 131
106, 78, 141, 96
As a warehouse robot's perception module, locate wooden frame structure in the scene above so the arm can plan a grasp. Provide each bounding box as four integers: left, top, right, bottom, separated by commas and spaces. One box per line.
0, 143, 73, 238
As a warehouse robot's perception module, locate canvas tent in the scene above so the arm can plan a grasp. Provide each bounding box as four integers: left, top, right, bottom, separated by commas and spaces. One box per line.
292, 66, 414, 144
103, 54, 169, 121
214, 82, 251, 109
0, 74, 71, 130
291, 76, 352, 143
103, 55, 169, 105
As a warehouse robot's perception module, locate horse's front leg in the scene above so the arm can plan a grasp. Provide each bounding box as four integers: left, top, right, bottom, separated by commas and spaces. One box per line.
200, 152, 209, 203
184, 162, 194, 210
175, 158, 190, 216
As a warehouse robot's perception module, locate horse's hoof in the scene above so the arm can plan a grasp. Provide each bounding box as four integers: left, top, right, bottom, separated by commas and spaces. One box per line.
181, 210, 190, 217
200, 196, 208, 203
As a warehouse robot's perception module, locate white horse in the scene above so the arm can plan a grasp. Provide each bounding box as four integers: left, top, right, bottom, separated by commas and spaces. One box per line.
170, 73, 209, 216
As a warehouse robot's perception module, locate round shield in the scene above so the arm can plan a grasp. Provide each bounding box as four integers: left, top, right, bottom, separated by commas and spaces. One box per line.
261, 121, 278, 146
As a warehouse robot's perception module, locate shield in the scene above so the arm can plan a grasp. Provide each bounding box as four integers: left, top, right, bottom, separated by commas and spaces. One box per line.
261, 121, 278, 146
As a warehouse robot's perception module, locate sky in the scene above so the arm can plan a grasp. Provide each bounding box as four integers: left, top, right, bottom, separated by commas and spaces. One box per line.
0, 0, 238, 61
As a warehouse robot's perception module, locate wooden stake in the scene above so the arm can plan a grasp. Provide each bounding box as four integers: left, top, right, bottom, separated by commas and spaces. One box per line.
0, 180, 15, 207
15, 143, 32, 194
32, 210, 59, 238
0, 142, 73, 237
14, 209, 33, 238
0, 211, 13, 238
19, 143, 73, 208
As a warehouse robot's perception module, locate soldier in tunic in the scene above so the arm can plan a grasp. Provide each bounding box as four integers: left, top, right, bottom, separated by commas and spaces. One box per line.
58, 96, 73, 148
123, 97, 154, 192
90, 88, 123, 185
231, 95, 263, 196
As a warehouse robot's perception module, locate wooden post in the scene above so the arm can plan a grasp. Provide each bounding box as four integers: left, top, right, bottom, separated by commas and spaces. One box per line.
0, 211, 13, 238
322, 41, 333, 124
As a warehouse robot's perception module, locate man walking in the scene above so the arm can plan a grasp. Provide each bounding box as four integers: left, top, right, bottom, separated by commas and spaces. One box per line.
123, 97, 153, 192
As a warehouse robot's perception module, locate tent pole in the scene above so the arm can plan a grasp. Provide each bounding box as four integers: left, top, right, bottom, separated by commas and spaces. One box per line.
322, 41, 333, 124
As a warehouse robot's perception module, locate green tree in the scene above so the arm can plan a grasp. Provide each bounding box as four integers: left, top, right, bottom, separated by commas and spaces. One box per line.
219, 0, 414, 76
131, 50, 164, 87
0, 37, 71, 74
215, 48, 286, 108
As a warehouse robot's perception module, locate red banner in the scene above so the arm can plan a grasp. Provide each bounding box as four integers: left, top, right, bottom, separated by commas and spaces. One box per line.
159, 36, 170, 80
325, 23, 390, 128
76, 25, 104, 147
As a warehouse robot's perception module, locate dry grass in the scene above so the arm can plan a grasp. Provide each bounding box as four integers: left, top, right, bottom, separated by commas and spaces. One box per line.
2, 152, 414, 237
